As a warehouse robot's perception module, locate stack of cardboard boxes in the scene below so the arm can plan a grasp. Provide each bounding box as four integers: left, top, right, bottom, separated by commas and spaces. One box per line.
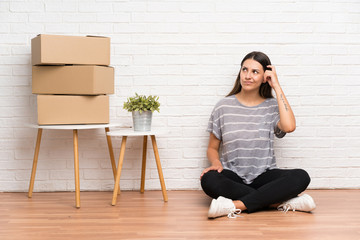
31, 34, 114, 125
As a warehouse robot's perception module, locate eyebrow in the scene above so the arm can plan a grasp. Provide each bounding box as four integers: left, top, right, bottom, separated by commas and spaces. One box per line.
242, 66, 260, 72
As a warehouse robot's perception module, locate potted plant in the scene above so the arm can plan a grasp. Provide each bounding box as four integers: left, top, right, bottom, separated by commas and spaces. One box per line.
123, 93, 160, 131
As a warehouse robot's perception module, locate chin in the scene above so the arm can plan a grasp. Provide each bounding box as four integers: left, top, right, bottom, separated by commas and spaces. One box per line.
241, 85, 258, 91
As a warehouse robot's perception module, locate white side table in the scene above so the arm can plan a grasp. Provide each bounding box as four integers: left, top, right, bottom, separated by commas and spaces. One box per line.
28, 123, 125, 208
107, 129, 168, 205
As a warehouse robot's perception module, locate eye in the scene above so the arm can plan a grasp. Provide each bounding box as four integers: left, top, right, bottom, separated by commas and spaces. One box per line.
242, 67, 247, 72
253, 70, 258, 74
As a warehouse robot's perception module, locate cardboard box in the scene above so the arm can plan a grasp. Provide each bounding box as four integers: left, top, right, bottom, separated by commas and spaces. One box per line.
32, 66, 114, 95
31, 34, 110, 66
37, 95, 109, 125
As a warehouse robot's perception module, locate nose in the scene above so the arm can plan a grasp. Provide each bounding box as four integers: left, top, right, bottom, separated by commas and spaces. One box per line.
245, 71, 251, 79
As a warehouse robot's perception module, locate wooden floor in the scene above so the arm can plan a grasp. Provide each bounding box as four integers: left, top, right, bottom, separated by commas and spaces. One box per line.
0, 190, 359, 240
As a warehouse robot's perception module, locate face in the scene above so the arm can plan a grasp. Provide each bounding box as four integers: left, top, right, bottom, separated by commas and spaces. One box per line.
240, 59, 266, 92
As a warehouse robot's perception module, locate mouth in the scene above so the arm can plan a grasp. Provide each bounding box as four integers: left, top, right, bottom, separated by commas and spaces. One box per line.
242, 81, 253, 85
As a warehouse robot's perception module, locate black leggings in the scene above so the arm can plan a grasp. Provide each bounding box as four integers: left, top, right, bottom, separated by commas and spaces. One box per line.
201, 168, 311, 213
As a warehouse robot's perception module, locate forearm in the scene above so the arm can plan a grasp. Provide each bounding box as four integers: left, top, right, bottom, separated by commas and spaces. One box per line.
207, 148, 222, 166
274, 86, 296, 132
201, 147, 223, 177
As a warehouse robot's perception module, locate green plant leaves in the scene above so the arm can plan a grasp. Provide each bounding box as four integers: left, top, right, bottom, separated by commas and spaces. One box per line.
123, 93, 160, 113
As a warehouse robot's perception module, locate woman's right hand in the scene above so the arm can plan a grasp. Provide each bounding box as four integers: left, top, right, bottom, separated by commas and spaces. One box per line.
200, 164, 223, 180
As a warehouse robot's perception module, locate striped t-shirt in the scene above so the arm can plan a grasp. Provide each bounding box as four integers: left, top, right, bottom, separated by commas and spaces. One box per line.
207, 95, 286, 184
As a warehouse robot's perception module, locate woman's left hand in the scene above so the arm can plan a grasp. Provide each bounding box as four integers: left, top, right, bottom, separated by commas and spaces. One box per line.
264, 65, 280, 90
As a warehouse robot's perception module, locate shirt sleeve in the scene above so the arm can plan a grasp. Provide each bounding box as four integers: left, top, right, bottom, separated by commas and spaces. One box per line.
207, 106, 222, 141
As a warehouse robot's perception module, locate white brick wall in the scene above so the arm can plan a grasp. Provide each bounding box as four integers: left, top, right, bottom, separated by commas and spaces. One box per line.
0, 0, 359, 192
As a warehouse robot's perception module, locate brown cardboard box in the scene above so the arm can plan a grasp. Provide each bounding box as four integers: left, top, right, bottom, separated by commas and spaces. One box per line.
32, 66, 114, 95
31, 34, 110, 66
37, 95, 109, 125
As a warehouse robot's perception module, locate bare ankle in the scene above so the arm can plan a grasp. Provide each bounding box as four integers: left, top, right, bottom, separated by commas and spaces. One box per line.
233, 200, 247, 211
269, 203, 281, 209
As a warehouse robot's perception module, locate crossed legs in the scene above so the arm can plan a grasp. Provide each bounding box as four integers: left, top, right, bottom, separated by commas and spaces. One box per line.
201, 168, 311, 213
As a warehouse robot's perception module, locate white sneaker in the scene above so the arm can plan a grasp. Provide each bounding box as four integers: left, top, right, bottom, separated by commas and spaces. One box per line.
208, 196, 241, 219
278, 194, 316, 213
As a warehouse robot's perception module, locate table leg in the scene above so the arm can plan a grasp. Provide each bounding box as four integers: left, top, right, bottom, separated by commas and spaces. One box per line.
73, 130, 80, 208
112, 136, 127, 206
105, 127, 120, 194
28, 128, 43, 198
140, 135, 147, 193
150, 135, 168, 202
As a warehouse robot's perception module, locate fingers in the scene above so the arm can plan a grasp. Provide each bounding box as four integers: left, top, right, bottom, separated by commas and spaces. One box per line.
265, 65, 278, 83
266, 65, 276, 73
200, 167, 211, 179
263, 71, 272, 83
202, 166, 216, 175
200, 166, 223, 179
200, 170, 208, 179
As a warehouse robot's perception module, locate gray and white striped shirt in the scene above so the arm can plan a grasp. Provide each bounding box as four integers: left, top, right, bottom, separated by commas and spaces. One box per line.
207, 95, 286, 184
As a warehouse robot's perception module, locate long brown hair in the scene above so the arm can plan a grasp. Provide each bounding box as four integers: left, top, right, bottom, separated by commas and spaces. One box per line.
227, 51, 273, 98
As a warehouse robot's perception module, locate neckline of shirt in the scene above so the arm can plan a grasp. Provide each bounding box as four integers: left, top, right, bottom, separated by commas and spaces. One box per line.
232, 95, 270, 108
